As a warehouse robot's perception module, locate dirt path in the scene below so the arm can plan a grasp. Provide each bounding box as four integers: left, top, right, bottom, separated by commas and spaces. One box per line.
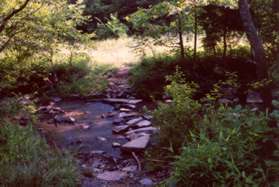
38, 67, 160, 187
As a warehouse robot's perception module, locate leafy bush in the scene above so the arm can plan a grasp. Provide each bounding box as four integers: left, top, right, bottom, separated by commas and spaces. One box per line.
130, 54, 178, 99
0, 123, 79, 186
153, 70, 201, 153
0, 53, 109, 97
0, 98, 79, 186
170, 106, 278, 186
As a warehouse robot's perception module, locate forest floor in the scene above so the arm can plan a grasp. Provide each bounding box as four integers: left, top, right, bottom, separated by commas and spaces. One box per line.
37, 67, 163, 187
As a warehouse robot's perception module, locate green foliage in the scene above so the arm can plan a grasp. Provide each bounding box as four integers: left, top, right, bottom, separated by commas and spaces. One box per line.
130, 54, 178, 99
0, 123, 78, 186
94, 14, 128, 39
153, 70, 201, 153
170, 106, 277, 186
0, 53, 109, 97
0, 98, 79, 186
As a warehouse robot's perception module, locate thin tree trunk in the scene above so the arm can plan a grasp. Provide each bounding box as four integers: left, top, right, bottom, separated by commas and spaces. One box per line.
177, 14, 185, 59
223, 28, 227, 59
193, 8, 198, 60
238, 0, 272, 109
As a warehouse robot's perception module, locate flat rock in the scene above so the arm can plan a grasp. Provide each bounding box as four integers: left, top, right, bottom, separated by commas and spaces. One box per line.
246, 92, 263, 104
122, 165, 137, 172
112, 142, 121, 147
126, 117, 143, 125
126, 132, 149, 140
120, 108, 132, 112
139, 178, 153, 186
143, 115, 153, 120
96, 171, 127, 181
103, 98, 142, 104
126, 127, 159, 135
121, 135, 150, 151
97, 136, 107, 142
54, 115, 75, 124
134, 120, 151, 128
118, 112, 139, 118
112, 125, 129, 133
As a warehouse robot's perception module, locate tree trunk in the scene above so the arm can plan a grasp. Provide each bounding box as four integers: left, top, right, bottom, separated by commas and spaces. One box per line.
193, 8, 198, 60
223, 28, 227, 59
177, 14, 185, 59
238, 0, 272, 109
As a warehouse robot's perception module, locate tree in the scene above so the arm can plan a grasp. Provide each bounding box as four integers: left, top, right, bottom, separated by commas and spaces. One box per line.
238, 0, 272, 108
0, 0, 88, 58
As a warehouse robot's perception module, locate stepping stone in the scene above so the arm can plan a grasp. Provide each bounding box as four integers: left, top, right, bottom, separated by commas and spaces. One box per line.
119, 112, 139, 118
139, 178, 153, 186
103, 98, 142, 104
126, 117, 143, 125
96, 171, 127, 181
143, 115, 153, 120
134, 120, 151, 128
90, 150, 105, 155
120, 108, 132, 112
121, 135, 150, 151
97, 136, 107, 142
122, 165, 137, 172
112, 142, 121, 147
112, 125, 129, 133
246, 92, 263, 103
123, 104, 136, 109
54, 114, 75, 124
126, 127, 159, 135
126, 132, 149, 140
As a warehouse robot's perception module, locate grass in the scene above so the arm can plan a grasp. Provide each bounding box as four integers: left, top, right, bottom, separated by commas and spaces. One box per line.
0, 98, 79, 186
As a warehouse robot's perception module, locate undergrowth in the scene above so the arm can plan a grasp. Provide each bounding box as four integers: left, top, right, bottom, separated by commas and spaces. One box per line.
147, 70, 279, 186
0, 98, 79, 186
0, 52, 110, 98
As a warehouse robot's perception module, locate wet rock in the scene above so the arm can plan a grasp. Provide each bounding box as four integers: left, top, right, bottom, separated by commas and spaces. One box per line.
52, 97, 62, 103
134, 120, 151, 128
90, 150, 105, 155
165, 99, 172, 103
113, 118, 124, 124
143, 115, 153, 120
119, 112, 139, 118
81, 124, 91, 130
126, 117, 143, 126
112, 142, 121, 147
139, 178, 153, 186
112, 125, 129, 134
121, 135, 150, 151
120, 108, 132, 112
54, 114, 75, 124
122, 165, 137, 172
272, 100, 279, 109
126, 132, 149, 140
218, 98, 232, 105
123, 104, 137, 109
246, 92, 263, 104
103, 98, 142, 105
97, 136, 107, 142
126, 127, 159, 135
96, 171, 127, 181
82, 167, 94, 178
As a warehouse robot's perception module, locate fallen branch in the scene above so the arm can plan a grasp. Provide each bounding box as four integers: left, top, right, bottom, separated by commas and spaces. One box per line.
132, 152, 142, 171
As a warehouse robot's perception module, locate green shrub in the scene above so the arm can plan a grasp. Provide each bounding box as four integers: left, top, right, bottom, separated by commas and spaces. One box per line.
0, 52, 109, 97
0, 98, 79, 186
0, 123, 79, 186
153, 70, 201, 153
130, 54, 178, 99
170, 106, 278, 186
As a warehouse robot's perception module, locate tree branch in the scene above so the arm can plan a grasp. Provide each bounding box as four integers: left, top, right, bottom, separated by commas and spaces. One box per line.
0, 0, 31, 33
